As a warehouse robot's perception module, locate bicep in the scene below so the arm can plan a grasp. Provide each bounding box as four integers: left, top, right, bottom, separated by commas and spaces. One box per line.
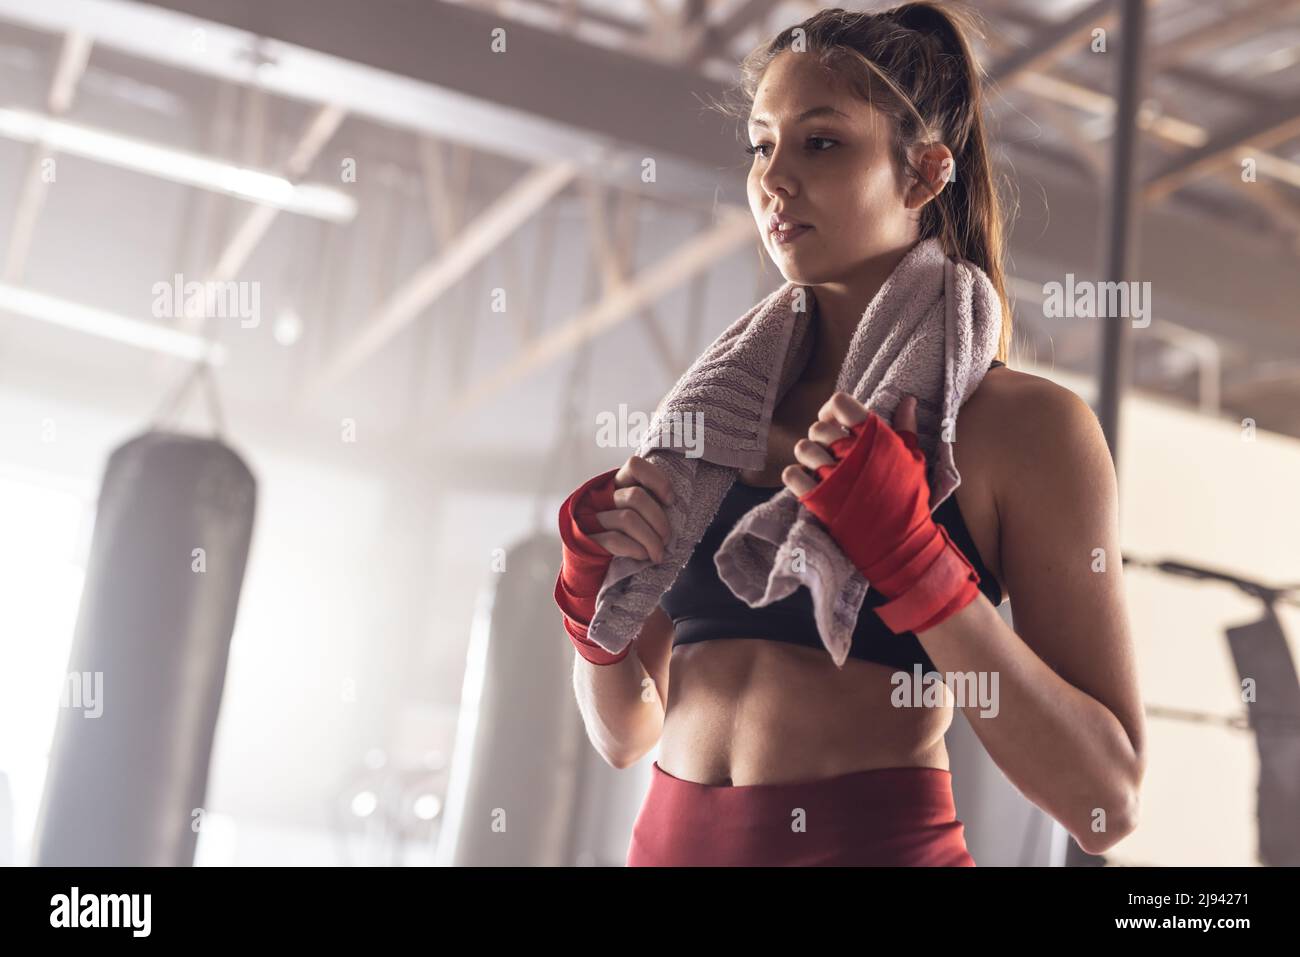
996, 389, 1145, 754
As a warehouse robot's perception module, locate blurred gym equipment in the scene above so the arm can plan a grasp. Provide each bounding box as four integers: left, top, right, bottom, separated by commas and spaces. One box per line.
33, 366, 256, 865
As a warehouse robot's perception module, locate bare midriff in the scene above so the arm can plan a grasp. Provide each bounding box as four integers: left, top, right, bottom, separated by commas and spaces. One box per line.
653, 368, 1009, 788
656, 637, 954, 786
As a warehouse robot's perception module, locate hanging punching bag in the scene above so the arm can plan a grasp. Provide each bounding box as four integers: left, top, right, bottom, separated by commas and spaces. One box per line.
32, 428, 256, 866
435, 529, 651, 866
437, 531, 584, 866
1226, 609, 1300, 866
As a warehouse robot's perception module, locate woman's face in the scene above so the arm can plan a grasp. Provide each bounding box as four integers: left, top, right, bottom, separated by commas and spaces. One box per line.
746, 50, 925, 285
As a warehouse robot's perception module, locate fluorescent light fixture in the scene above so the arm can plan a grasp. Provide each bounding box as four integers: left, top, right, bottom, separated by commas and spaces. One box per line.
0, 108, 355, 223
0, 281, 227, 364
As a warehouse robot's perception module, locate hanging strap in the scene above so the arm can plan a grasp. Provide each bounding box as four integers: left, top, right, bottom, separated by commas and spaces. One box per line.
149, 360, 227, 440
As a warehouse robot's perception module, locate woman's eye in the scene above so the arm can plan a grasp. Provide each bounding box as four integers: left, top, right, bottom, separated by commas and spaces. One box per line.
744, 137, 837, 158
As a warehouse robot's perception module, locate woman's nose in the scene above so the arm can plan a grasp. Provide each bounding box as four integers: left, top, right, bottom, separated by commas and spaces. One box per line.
758, 144, 798, 199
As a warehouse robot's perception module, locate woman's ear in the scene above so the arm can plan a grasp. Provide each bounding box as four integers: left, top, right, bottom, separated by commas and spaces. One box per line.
905, 143, 954, 210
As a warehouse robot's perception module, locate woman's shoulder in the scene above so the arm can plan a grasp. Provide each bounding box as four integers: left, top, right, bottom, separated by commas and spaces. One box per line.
962, 364, 1096, 440
958, 365, 1110, 500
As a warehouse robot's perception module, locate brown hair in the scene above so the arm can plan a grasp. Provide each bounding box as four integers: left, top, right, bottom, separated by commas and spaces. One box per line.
712, 1, 1014, 363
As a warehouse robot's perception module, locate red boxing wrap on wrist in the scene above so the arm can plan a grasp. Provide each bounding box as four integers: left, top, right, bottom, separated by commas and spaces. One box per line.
796, 412, 981, 634
554, 468, 632, 665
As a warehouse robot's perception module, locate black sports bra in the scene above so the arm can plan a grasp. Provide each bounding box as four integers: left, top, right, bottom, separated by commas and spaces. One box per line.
658, 359, 1006, 672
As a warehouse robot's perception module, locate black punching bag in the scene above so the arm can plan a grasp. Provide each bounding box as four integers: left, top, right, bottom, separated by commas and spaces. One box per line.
1227, 609, 1300, 866
33, 429, 256, 866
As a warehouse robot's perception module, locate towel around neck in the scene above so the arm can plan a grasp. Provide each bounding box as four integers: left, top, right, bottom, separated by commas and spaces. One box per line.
586, 237, 1003, 668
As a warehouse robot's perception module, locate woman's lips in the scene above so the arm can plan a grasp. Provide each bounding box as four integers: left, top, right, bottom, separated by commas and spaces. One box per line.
770, 223, 813, 245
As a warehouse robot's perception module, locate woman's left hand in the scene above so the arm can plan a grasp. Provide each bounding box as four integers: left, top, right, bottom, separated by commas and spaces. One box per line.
781, 391, 919, 497
780, 388, 979, 635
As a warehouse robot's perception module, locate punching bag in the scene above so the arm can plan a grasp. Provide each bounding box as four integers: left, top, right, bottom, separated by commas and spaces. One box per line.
435, 529, 652, 866
33, 429, 256, 866
437, 531, 588, 866
1226, 609, 1300, 866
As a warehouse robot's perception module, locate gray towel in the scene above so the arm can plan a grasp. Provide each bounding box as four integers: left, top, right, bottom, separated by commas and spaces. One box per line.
586, 237, 1003, 668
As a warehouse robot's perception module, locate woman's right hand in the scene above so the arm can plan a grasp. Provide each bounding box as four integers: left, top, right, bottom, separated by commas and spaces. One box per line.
586, 455, 675, 564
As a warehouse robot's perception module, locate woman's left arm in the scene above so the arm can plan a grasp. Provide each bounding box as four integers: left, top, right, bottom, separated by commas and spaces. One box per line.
918, 383, 1147, 855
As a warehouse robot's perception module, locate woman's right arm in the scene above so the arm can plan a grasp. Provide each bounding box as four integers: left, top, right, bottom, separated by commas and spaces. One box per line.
572, 604, 673, 769
555, 454, 675, 769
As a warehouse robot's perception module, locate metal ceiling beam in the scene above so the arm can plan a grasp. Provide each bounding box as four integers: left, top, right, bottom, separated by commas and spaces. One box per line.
209, 103, 345, 280
1143, 97, 1300, 203
0, 0, 734, 211
1220, 174, 1300, 257
582, 181, 680, 379
463, 0, 647, 36
0, 105, 355, 220
634, 0, 689, 59
0, 282, 227, 363
1143, 122, 1300, 257
1001, 145, 1300, 361
3, 30, 91, 283
48, 28, 92, 113
993, 5, 1300, 205
416, 138, 466, 250
1150, 0, 1300, 69
132, 0, 745, 201
444, 209, 754, 419
986, 0, 1117, 86
301, 161, 580, 402
1161, 63, 1292, 107
1028, 95, 1107, 179
679, 0, 785, 67
992, 1, 1288, 107
997, 37, 1300, 199
171, 102, 345, 346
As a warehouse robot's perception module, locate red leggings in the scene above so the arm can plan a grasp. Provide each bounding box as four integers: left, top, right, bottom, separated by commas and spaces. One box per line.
626, 761, 975, 866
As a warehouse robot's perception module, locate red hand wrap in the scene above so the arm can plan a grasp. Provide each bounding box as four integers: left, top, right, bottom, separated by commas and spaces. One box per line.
554, 468, 632, 665
796, 412, 981, 634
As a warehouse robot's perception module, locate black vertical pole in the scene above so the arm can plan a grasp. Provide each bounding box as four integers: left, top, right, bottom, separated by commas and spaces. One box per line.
1070, 0, 1148, 868
1096, 0, 1148, 464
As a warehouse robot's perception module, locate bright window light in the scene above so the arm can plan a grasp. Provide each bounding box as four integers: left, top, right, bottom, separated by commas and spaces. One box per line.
0, 469, 91, 866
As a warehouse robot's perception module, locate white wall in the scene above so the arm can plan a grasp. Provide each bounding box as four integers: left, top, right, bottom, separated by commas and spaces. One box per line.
1111, 383, 1300, 865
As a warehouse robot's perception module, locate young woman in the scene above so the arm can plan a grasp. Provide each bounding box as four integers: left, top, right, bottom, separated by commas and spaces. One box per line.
555, 2, 1145, 866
